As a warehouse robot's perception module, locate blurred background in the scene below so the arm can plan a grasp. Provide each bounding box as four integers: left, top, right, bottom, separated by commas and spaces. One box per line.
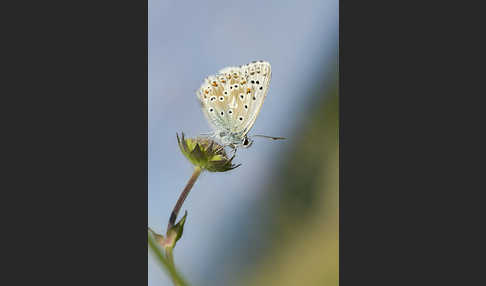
148, 0, 338, 285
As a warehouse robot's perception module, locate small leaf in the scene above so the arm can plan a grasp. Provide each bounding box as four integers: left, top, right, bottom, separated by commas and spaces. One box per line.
191, 144, 204, 161
148, 227, 165, 245
165, 211, 188, 249
174, 210, 188, 242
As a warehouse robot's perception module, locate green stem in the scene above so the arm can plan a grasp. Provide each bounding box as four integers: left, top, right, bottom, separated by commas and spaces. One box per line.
165, 247, 181, 286
167, 166, 202, 233
148, 233, 189, 286
166, 247, 175, 271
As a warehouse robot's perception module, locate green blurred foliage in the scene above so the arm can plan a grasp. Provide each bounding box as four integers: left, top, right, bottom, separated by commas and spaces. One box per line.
240, 71, 339, 286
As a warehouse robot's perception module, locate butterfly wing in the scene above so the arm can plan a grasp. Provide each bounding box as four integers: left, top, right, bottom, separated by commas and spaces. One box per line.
196, 70, 239, 136
235, 61, 271, 137
196, 61, 271, 140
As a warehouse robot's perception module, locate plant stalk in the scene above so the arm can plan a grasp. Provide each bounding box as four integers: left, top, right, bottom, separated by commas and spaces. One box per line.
167, 166, 202, 233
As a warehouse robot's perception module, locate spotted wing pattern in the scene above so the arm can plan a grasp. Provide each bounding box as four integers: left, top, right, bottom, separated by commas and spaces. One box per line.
196, 61, 271, 142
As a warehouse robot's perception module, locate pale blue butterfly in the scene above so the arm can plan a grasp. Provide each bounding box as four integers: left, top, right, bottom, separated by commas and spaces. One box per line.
196, 61, 285, 150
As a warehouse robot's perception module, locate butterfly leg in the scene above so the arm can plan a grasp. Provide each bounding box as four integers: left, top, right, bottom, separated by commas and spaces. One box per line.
199, 131, 215, 137
228, 144, 238, 157
213, 144, 225, 154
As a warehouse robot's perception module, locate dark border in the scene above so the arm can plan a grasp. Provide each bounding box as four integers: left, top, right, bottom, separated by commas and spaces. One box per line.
4, 1, 148, 284
339, 0, 462, 284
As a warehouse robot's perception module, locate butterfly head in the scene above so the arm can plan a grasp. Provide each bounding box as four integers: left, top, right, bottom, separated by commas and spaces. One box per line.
241, 136, 254, 148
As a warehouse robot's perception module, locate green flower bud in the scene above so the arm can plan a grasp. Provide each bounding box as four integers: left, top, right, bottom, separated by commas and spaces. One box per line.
177, 132, 240, 172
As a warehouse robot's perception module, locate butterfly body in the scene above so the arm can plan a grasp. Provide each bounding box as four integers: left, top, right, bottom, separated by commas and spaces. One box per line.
197, 61, 272, 149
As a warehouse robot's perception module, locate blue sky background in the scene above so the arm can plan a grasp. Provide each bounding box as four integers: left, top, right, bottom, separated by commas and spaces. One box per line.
148, 1, 338, 285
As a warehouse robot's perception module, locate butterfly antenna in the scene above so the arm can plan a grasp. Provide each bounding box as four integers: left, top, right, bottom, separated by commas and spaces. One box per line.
253, 135, 287, 141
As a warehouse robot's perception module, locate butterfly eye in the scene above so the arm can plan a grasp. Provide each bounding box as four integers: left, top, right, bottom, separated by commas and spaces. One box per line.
220, 111, 224, 116
239, 116, 244, 121
224, 91, 228, 95
244, 138, 249, 145
244, 104, 248, 109
251, 80, 255, 84
253, 96, 256, 100
209, 108, 214, 112
239, 94, 244, 100
219, 96, 224, 101
259, 86, 263, 90
210, 96, 216, 101
234, 84, 238, 88
256, 80, 259, 84
228, 110, 233, 115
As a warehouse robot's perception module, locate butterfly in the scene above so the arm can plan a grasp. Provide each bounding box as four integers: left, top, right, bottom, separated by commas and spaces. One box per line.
196, 61, 285, 150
